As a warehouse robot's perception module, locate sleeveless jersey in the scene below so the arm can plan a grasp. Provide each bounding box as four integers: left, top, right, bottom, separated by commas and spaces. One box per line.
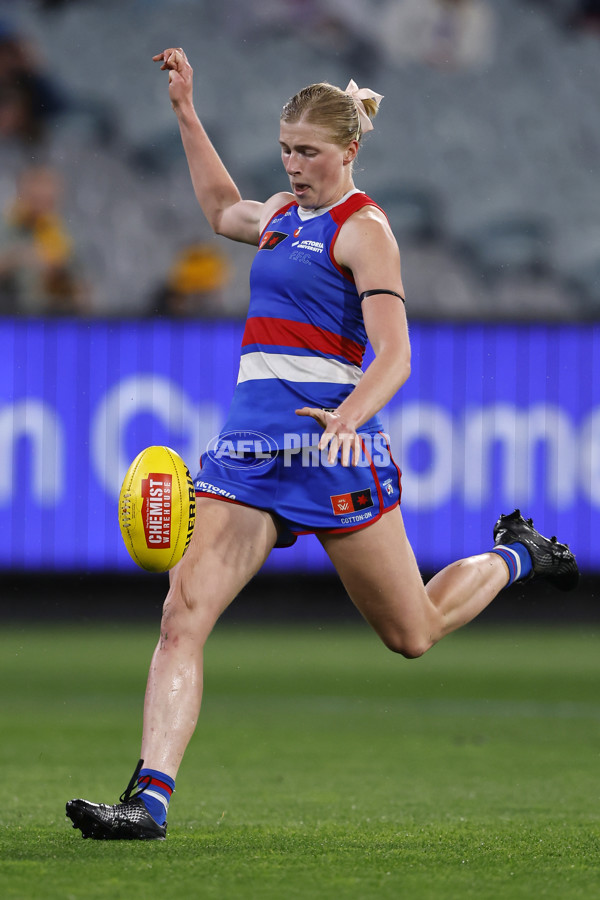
220, 192, 386, 449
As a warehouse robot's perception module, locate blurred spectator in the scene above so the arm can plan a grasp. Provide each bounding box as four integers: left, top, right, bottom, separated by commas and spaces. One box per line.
568, 0, 600, 33
0, 80, 45, 145
149, 243, 232, 318
219, 0, 378, 75
0, 18, 115, 151
37, 1, 79, 9
0, 20, 69, 147
0, 165, 89, 315
379, 0, 495, 70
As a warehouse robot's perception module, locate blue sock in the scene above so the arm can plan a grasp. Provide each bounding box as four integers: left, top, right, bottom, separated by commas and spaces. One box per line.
490, 542, 533, 586
137, 768, 175, 825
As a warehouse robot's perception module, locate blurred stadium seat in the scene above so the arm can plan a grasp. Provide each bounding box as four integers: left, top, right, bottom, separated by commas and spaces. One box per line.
0, 0, 596, 320
562, 255, 600, 314
379, 184, 443, 244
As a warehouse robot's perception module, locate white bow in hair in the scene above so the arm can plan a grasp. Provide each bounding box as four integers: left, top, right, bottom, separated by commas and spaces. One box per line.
345, 78, 384, 134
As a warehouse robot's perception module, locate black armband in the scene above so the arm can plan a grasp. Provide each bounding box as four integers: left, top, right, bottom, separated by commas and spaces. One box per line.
359, 289, 405, 303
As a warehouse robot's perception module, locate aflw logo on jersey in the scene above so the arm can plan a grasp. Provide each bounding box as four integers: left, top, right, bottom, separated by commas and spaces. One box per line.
330, 489, 374, 516
259, 231, 288, 250
141, 473, 172, 547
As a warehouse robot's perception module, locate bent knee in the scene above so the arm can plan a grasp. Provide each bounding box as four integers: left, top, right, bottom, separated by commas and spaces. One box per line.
382, 631, 433, 659
166, 563, 202, 613
161, 570, 226, 644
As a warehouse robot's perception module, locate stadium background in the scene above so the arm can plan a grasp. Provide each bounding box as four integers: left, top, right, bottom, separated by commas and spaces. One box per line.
1, 0, 600, 624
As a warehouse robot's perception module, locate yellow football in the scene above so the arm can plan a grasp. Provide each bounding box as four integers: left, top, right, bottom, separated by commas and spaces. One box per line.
118, 446, 196, 572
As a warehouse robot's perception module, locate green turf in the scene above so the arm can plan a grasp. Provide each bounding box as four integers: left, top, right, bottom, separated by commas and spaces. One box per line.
1, 619, 599, 899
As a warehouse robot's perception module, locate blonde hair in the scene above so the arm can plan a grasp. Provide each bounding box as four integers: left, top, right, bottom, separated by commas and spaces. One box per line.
280, 82, 379, 147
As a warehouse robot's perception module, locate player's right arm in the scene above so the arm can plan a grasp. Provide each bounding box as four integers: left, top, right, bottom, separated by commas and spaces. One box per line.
153, 48, 292, 246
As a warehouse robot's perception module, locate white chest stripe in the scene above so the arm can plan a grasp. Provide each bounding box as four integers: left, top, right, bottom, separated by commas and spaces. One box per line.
237, 351, 363, 386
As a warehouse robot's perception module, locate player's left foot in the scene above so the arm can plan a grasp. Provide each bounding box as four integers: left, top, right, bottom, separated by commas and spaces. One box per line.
493, 509, 579, 592
66, 796, 166, 840
66, 759, 167, 840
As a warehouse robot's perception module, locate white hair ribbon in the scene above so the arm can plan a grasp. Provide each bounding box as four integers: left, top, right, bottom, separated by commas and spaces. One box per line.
344, 78, 384, 135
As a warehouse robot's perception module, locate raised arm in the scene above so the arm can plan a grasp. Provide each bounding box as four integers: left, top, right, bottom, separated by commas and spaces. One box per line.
153, 48, 291, 245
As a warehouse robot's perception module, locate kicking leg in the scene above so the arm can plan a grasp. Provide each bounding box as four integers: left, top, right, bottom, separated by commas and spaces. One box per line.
320, 507, 509, 658
321, 507, 578, 659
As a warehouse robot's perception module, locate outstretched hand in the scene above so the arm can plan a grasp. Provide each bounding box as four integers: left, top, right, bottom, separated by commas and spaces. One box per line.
152, 47, 193, 109
295, 407, 362, 467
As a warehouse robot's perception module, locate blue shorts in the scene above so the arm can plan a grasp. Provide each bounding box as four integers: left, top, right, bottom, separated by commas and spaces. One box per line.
194, 434, 402, 548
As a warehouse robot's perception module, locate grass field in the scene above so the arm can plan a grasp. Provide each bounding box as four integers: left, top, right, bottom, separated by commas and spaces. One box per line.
1, 618, 599, 899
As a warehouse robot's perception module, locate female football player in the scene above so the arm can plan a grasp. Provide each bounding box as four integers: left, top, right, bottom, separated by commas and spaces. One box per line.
66, 48, 578, 839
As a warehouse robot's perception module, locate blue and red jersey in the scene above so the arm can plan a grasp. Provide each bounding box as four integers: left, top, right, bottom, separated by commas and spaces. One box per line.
220, 191, 386, 448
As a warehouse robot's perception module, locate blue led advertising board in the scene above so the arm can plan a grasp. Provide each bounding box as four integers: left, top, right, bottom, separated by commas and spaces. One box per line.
1, 318, 598, 574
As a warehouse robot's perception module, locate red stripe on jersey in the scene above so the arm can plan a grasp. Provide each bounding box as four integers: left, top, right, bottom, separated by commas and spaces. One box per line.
257, 200, 297, 244
241, 316, 364, 367
329, 194, 388, 281
329, 192, 386, 225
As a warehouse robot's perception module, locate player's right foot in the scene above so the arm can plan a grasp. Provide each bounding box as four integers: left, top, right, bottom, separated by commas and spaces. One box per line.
493, 509, 579, 592
66, 760, 167, 840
